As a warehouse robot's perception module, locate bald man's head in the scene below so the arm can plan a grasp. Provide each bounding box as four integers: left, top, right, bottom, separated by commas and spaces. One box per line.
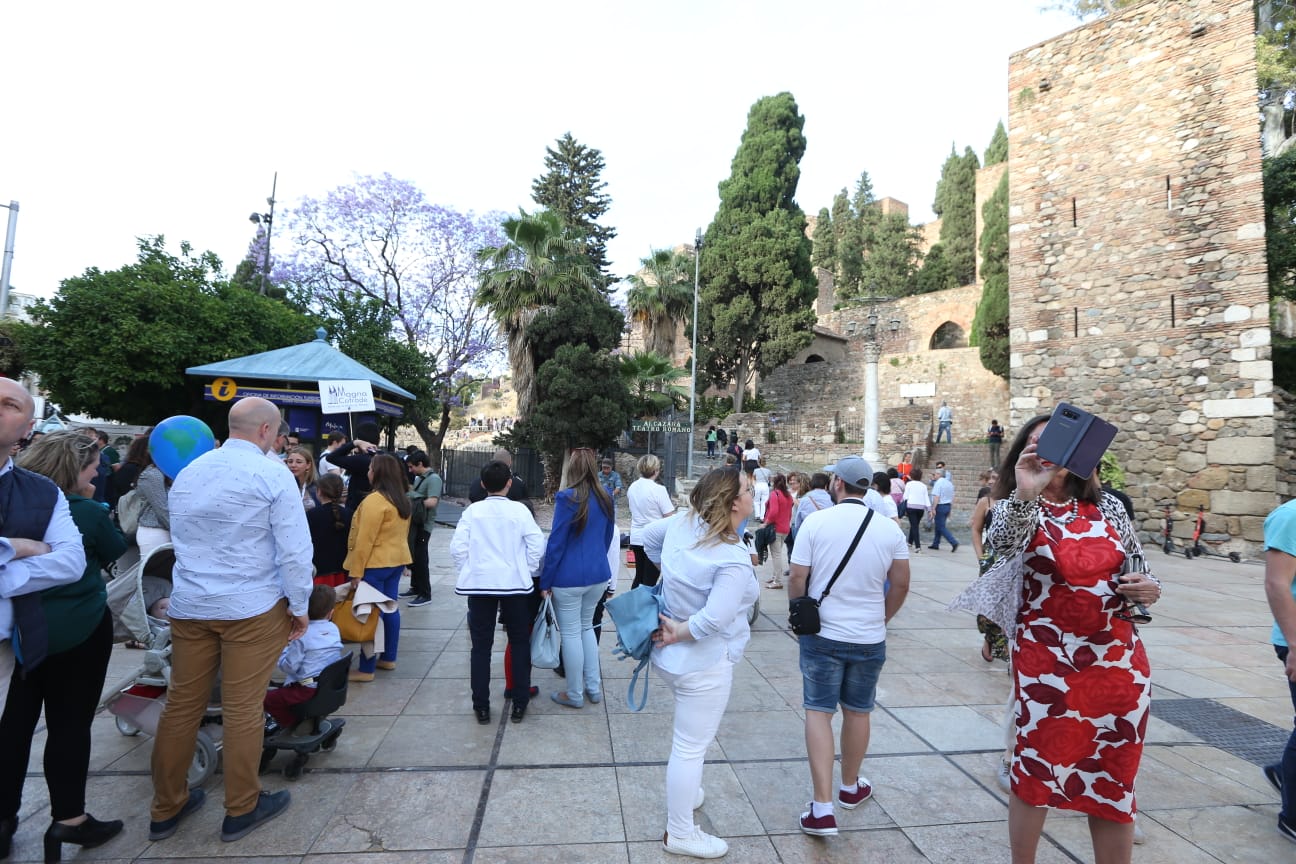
492, 448, 513, 468
227, 397, 282, 451
0, 378, 36, 451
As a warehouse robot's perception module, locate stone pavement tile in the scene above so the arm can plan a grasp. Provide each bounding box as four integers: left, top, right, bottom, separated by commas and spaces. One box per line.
3, 774, 151, 862
615, 763, 763, 842
726, 667, 800, 712
862, 710, 937, 755
1152, 669, 1251, 700
1137, 746, 1275, 809
1192, 664, 1286, 698
1146, 744, 1281, 798
1039, 811, 1224, 864
886, 705, 1008, 752
139, 773, 356, 858
740, 650, 798, 678
1146, 644, 1234, 670
404, 676, 478, 715
905, 820, 1074, 863
305, 853, 460, 864
946, 752, 1012, 802
1138, 628, 1222, 648
496, 712, 613, 766
399, 603, 468, 631
368, 715, 495, 768
745, 630, 798, 653
387, 629, 455, 654
715, 709, 814, 761
1216, 695, 1294, 728
603, 673, 676, 716
764, 675, 808, 710
768, 826, 930, 862
1180, 640, 1278, 667
139, 859, 299, 864
424, 650, 503, 679
731, 761, 895, 835
280, 715, 393, 771
477, 842, 629, 863
374, 651, 436, 679
627, 834, 781, 863
335, 677, 420, 716
895, 596, 970, 629
307, 772, 481, 853
478, 767, 623, 845
1151, 803, 1289, 863
883, 645, 981, 676
866, 753, 1008, 827
919, 670, 1015, 706
606, 711, 723, 764
1143, 714, 1204, 745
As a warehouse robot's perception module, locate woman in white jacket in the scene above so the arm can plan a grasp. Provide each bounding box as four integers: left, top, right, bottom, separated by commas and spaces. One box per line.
901, 466, 932, 552
642, 468, 758, 860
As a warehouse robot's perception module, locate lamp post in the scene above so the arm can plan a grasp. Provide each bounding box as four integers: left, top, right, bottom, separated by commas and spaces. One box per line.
248, 172, 278, 296
687, 227, 703, 480
858, 283, 900, 465
0, 201, 18, 320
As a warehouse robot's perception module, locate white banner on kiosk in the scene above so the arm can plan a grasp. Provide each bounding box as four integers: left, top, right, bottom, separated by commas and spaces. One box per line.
319, 379, 376, 414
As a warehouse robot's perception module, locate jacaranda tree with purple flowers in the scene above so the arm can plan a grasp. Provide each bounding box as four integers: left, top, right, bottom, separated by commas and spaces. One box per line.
281, 174, 506, 466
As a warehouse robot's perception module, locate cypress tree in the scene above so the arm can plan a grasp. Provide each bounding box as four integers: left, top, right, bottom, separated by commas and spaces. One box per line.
933, 145, 980, 287
830, 190, 862, 300
811, 207, 835, 271
915, 243, 954, 295
984, 120, 1008, 166
531, 132, 617, 287
971, 171, 1010, 379
699, 92, 817, 413
860, 212, 922, 297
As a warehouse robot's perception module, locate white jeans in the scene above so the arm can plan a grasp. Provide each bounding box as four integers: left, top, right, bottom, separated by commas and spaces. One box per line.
657, 657, 735, 839
752, 482, 770, 520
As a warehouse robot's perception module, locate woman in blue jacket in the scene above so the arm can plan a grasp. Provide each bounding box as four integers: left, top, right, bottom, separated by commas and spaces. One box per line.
541, 448, 615, 708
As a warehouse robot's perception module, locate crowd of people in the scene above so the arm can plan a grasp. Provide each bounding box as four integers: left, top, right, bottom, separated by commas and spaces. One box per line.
4, 382, 1295, 861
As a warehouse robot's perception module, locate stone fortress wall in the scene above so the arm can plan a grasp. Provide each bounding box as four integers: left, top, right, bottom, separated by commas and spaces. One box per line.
1007, 0, 1273, 548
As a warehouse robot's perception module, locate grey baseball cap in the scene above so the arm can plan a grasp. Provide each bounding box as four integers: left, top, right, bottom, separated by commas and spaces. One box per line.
822, 455, 874, 487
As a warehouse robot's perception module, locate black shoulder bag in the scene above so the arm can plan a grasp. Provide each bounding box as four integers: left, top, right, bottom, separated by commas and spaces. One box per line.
788, 503, 875, 636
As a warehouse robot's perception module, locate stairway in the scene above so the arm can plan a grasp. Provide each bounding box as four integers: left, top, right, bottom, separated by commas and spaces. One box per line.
924, 442, 999, 502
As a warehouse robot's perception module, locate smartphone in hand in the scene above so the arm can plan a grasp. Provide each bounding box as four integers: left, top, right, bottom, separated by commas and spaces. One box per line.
1036, 403, 1117, 478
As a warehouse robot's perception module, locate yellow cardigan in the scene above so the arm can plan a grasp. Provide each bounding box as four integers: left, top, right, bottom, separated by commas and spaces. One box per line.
343, 492, 413, 576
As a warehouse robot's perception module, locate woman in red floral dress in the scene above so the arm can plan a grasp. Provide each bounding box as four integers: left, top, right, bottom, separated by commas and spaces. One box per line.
984, 416, 1162, 864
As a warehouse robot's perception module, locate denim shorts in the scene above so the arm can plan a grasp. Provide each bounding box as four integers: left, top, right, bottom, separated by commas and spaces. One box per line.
799, 634, 886, 714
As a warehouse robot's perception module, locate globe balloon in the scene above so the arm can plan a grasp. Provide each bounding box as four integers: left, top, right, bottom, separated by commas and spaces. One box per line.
149, 416, 216, 479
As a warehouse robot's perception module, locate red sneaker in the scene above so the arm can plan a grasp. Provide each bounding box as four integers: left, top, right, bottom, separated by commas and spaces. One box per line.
837, 781, 873, 810
799, 806, 838, 836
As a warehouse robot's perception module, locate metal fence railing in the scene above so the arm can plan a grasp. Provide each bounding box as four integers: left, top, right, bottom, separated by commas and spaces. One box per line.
441, 446, 544, 500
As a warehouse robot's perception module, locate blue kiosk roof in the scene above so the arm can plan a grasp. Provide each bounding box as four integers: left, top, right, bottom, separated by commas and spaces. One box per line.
185, 329, 417, 401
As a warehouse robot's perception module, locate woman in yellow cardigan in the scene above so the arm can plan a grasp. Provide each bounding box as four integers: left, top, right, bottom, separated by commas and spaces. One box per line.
345, 452, 413, 682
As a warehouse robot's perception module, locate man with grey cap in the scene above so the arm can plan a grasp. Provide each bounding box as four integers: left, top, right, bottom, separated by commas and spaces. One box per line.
788, 454, 910, 838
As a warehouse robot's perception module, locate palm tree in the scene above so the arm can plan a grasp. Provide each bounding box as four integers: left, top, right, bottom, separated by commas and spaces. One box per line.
626, 248, 694, 359
476, 209, 596, 418
619, 351, 690, 419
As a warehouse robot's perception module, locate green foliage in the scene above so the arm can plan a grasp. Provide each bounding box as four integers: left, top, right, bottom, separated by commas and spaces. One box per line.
1042, 0, 1125, 18
860, 212, 922, 297
530, 132, 617, 285
810, 207, 835, 271
765, 429, 777, 444
320, 293, 438, 411
984, 120, 1008, 166
933, 145, 981, 287
527, 293, 624, 364
619, 351, 689, 418
834, 427, 845, 444
698, 92, 817, 413
627, 248, 694, 357
695, 393, 734, 422
915, 243, 954, 295
13, 237, 313, 425
1275, 336, 1296, 392
1265, 149, 1296, 300
1098, 450, 1127, 490
851, 171, 876, 219
972, 171, 1010, 380
513, 343, 634, 454
830, 190, 862, 298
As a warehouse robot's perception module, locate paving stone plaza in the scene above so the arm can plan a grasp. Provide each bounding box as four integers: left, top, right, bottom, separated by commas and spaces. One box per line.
9, 517, 1292, 863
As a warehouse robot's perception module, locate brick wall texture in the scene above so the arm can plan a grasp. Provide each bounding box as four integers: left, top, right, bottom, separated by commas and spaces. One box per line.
1008, 0, 1273, 546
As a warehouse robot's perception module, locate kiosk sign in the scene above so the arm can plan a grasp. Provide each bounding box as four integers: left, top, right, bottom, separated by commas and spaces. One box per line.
319, 379, 376, 414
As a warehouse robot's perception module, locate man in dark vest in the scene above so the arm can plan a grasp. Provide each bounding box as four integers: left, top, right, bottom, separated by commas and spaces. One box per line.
0, 378, 85, 694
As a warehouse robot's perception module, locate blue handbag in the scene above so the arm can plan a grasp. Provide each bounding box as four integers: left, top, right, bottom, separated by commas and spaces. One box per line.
604, 582, 665, 711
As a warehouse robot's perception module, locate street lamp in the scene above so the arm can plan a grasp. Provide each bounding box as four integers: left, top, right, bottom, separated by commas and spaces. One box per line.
687, 227, 703, 480
248, 172, 278, 296
0, 200, 18, 320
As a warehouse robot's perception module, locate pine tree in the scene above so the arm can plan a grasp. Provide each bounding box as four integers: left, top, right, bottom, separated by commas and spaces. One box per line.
860, 212, 922, 297
933, 145, 980, 287
811, 207, 835, 271
831, 190, 862, 299
914, 243, 954, 295
984, 120, 1008, 166
698, 92, 817, 413
531, 132, 617, 287
971, 171, 1010, 379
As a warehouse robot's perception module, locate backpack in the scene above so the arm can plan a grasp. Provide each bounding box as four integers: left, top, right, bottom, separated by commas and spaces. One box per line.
604, 582, 665, 711
115, 488, 146, 542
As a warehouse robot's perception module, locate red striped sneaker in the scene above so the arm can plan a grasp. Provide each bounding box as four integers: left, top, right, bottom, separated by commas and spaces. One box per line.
838, 780, 873, 810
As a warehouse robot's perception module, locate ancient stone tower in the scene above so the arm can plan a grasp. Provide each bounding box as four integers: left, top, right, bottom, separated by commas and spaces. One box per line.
1007, 0, 1274, 548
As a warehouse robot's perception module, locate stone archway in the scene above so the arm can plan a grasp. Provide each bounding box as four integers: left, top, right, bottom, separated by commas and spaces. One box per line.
804, 354, 825, 363
929, 321, 968, 350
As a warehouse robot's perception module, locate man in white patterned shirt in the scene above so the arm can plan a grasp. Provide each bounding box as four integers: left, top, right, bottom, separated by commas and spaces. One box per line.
148, 397, 313, 845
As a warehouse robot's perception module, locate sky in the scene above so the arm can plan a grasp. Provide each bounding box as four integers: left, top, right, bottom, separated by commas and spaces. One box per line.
2, 1, 1085, 301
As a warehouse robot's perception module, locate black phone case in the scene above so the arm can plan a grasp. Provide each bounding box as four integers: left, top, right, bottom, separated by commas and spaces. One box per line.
1036, 402, 1118, 478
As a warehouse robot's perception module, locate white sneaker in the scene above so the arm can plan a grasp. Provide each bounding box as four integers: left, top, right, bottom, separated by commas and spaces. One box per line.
1132, 814, 1146, 845
996, 759, 1011, 793
663, 826, 728, 858
694, 787, 705, 809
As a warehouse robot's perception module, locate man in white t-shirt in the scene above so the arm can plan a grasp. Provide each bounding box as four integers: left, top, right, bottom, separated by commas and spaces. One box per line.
788, 455, 910, 838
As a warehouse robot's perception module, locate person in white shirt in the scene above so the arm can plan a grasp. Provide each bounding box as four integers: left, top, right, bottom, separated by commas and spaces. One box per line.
751, 458, 772, 522
901, 466, 932, 552
643, 467, 758, 860
452, 461, 544, 725
149, 396, 314, 845
741, 439, 761, 469
789, 455, 910, 838
318, 433, 347, 476
928, 469, 959, 552
793, 473, 833, 537
626, 454, 675, 590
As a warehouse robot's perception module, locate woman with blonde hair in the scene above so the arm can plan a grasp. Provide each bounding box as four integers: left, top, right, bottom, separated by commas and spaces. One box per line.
4, 432, 125, 858
285, 446, 320, 510
628, 453, 676, 590
344, 452, 413, 682
641, 467, 759, 859
540, 448, 615, 708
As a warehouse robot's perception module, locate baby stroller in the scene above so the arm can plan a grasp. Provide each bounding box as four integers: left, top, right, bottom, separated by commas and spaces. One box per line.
259, 652, 351, 780
101, 544, 224, 786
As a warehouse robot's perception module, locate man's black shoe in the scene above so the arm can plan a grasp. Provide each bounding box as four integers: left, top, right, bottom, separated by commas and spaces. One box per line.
474, 707, 490, 725
398, 589, 419, 598
149, 788, 207, 841
221, 790, 290, 842
511, 703, 527, 723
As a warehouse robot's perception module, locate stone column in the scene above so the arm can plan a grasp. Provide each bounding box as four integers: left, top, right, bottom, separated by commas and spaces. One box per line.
863, 340, 880, 465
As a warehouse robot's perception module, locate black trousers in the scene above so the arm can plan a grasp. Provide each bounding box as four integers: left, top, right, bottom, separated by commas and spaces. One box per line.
409, 528, 431, 597
0, 608, 113, 821
629, 545, 661, 590
907, 509, 925, 549
467, 595, 532, 710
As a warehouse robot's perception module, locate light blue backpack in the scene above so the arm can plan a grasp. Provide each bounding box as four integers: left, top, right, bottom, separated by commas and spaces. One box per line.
604, 581, 665, 711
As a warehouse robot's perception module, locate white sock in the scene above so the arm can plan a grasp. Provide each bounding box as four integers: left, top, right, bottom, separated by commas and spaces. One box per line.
840, 781, 858, 794
811, 800, 834, 818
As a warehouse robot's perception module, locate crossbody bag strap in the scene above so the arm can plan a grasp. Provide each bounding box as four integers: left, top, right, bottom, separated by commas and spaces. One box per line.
817, 504, 875, 602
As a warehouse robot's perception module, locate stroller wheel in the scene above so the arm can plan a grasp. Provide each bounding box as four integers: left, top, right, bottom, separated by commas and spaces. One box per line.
115, 716, 141, 737
284, 752, 309, 781
188, 732, 218, 787
320, 730, 342, 753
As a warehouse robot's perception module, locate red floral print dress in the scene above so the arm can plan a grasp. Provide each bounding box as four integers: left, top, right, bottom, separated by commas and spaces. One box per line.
1010, 499, 1150, 822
